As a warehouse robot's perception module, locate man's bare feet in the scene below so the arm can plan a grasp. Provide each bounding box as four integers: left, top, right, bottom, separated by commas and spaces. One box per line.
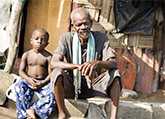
26, 108, 36, 119
58, 108, 70, 119
58, 111, 66, 119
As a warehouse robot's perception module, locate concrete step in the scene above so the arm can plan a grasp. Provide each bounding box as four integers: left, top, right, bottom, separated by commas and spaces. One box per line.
118, 100, 165, 119
1, 98, 165, 119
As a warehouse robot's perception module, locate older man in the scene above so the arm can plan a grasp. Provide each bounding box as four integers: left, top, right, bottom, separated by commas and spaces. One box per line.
51, 8, 121, 119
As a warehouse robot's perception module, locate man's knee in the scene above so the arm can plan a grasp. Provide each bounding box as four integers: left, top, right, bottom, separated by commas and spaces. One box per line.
54, 75, 64, 87
51, 68, 64, 86
113, 77, 122, 90
107, 78, 121, 96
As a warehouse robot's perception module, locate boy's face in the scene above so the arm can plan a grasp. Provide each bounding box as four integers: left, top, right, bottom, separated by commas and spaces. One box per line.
30, 31, 48, 51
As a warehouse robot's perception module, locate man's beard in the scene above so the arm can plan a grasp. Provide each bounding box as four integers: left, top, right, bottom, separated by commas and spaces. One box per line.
78, 29, 90, 40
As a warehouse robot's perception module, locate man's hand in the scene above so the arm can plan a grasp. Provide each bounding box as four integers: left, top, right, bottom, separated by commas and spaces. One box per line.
79, 62, 92, 76
79, 61, 100, 80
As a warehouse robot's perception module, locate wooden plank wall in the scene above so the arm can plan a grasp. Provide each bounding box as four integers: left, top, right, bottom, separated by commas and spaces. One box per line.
73, 0, 154, 48
24, 0, 72, 53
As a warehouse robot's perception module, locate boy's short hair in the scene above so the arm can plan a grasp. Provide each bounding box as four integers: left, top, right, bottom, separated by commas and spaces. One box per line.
32, 28, 49, 40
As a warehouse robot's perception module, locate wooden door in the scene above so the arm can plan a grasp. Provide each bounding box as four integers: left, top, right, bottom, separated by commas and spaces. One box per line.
24, 0, 72, 53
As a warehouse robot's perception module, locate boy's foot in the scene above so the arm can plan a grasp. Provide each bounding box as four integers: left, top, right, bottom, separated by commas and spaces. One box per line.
26, 108, 36, 119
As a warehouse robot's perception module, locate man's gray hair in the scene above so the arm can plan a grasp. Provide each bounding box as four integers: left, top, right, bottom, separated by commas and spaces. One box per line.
70, 7, 91, 23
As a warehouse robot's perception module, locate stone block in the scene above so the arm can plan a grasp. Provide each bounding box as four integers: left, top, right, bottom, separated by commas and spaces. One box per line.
152, 103, 165, 119
118, 101, 153, 119
87, 97, 111, 119
49, 97, 111, 119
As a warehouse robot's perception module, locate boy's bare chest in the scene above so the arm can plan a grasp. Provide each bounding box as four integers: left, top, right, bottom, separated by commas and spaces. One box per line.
27, 53, 48, 66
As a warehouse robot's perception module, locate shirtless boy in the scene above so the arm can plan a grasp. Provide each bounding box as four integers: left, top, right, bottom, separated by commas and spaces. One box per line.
15, 28, 55, 119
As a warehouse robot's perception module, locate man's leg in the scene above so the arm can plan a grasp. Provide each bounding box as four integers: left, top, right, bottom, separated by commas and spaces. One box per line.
108, 78, 121, 119
53, 76, 67, 119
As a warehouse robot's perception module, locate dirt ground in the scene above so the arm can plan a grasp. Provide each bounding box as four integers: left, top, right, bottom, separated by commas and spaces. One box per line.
0, 100, 16, 119
0, 107, 16, 119
0, 90, 165, 119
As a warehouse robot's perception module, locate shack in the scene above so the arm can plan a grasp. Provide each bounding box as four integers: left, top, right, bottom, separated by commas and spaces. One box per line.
13, 0, 165, 94
0, 0, 165, 118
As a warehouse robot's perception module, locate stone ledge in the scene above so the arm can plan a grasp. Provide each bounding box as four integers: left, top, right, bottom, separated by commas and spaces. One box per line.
3, 98, 165, 119
118, 101, 165, 119
61, 99, 165, 119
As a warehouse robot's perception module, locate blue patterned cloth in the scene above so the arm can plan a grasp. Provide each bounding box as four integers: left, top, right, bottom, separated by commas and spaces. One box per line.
15, 80, 55, 119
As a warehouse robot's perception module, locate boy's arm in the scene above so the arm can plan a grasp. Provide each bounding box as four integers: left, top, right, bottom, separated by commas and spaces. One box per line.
41, 56, 52, 84
19, 52, 29, 80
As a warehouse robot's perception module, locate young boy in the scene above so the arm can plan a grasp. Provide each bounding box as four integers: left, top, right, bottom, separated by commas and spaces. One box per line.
15, 28, 55, 119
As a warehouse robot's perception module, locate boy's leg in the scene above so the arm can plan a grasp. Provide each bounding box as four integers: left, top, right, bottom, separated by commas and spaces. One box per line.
26, 108, 36, 119
31, 83, 56, 119
15, 80, 34, 119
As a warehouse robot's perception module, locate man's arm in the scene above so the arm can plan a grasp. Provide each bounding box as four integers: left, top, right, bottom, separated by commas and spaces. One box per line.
96, 59, 117, 70
50, 53, 80, 70
50, 33, 81, 70
80, 59, 117, 78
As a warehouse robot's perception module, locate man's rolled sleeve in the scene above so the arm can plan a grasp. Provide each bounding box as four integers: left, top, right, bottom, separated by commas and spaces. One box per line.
102, 37, 116, 61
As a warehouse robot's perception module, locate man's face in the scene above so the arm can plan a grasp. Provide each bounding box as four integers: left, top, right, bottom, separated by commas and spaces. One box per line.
72, 13, 92, 41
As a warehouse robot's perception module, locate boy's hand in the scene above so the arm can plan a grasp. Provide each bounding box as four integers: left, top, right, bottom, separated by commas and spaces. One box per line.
27, 77, 39, 89
35, 80, 47, 88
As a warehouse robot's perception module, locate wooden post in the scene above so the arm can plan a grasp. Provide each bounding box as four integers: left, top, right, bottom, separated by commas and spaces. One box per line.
4, 0, 26, 73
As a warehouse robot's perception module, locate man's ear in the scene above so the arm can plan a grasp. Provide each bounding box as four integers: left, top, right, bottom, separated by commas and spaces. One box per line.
45, 42, 49, 47
72, 25, 76, 32
89, 19, 93, 28
30, 38, 33, 44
